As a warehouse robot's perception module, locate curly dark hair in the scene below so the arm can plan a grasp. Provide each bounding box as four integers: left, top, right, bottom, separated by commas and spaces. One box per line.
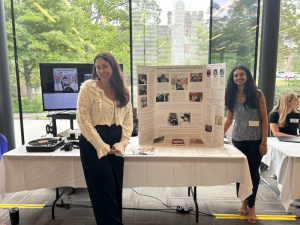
92, 51, 130, 108
225, 65, 260, 112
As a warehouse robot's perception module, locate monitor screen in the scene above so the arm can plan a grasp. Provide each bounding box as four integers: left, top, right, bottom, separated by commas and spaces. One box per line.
40, 63, 123, 111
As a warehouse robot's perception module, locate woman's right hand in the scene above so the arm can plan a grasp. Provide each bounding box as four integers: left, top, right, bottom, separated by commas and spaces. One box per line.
108, 146, 118, 154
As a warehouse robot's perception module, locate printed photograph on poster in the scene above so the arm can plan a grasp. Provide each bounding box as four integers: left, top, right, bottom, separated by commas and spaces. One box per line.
207, 69, 211, 77
141, 97, 147, 108
171, 75, 188, 90
220, 69, 225, 76
215, 115, 223, 126
168, 113, 178, 126
189, 92, 203, 102
156, 93, 170, 102
205, 124, 212, 132
190, 73, 203, 82
138, 74, 147, 84
53, 68, 78, 93
213, 69, 218, 76
179, 113, 191, 126
139, 85, 147, 95
157, 74, 169, 82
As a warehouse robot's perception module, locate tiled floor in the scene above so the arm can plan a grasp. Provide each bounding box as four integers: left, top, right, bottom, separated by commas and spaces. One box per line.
1, 171, 300, 225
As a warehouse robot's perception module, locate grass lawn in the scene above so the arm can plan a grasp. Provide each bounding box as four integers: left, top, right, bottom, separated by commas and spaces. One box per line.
276, 79, 300, 86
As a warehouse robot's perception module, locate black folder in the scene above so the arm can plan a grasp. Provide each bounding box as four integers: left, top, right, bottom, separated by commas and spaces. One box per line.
277, 136, 300, 143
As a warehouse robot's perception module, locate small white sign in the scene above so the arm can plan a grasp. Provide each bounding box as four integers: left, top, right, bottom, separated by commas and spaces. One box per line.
290, 118, 299, 123
249, 121, 259, 126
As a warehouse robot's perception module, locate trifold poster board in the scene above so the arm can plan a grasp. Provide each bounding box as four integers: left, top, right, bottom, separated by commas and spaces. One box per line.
137, 63, 226, 146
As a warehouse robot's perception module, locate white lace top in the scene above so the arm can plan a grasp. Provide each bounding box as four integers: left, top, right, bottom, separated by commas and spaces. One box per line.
76, 80, 133, 158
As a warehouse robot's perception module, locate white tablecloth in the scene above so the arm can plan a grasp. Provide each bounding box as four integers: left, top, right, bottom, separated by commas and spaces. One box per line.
262, 137, 300, 211
0, 139, 253, 203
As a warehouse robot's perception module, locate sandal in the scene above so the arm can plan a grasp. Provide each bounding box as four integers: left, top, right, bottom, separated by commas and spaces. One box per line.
238, 207, 247, 216
238, 200, 248, 216
238, 208, 247, 216
248, 206, 257, 224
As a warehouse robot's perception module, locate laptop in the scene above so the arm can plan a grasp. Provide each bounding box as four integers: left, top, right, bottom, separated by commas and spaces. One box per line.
277, 136, 300, 143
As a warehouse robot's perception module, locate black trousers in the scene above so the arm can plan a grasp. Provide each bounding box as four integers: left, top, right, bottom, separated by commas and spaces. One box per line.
79, 124, 124, 225
232, 139, 262, 208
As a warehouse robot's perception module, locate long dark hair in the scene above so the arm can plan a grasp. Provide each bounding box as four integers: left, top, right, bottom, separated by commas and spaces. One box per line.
92, 51, 130, 108
225, 65, 260, 112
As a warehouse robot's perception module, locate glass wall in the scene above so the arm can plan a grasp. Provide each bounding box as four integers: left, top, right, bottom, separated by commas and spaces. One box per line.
4, 0, 130, 146
4, 0, 263, 146
211, 0, 259, 78
275, 0, 300, 105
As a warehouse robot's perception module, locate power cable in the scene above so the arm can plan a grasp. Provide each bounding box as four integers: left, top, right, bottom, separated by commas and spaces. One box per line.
52, 188, 213, 217
130, 188, 176, 208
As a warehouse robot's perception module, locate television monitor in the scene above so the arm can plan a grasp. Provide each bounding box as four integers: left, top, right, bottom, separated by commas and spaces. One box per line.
40, 63, 123, 111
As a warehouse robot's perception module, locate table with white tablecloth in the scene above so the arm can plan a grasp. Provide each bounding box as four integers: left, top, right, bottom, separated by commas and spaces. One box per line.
262, 137, 300, 211
0, 140, 252, 202
0, 140, 253, 223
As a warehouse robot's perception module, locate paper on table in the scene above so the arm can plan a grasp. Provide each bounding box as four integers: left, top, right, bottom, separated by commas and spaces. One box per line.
155, 147, 173, 156
176, 148, 200, 157
197, 147, 229, 156
125, 146, 154, 155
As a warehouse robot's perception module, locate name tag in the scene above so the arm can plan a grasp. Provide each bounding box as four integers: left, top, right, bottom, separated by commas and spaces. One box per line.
290, 118, 299, 123
249, 121, 259, 126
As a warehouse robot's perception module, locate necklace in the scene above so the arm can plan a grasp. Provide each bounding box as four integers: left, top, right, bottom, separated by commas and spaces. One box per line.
238, 93, 245, 98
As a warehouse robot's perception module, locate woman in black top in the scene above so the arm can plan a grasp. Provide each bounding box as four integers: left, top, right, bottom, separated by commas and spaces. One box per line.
269, 93, 300, 137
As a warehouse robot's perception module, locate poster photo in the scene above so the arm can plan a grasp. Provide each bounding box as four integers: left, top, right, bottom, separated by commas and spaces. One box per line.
189, 92, 203, 102
53, 68, 78, 93
207, 69, 211, 77
157, 74, 169, 82
139, 85, 147, 95
138, 74, 147, 84
213, 69, 218, 76
156, 93, 170, 102
168, 113, 178, 126
171, 74, 188, 90
141, 97, 147, 108
190, 73, 203, 82
179, 113, 191, 126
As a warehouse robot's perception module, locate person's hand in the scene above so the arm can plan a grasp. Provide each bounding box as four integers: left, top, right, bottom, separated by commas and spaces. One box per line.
260, 144, 267, 156
108, 146, 118, 154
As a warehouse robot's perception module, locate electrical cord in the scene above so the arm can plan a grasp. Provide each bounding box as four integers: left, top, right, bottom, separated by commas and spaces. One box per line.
130, 188, 212, 216
51, 189, 213, 217
49, 201, 212, 217
130, 188, 176, 208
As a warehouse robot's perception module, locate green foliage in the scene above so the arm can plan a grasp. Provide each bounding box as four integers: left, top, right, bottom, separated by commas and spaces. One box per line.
12, 95, 44, 113
210, 0, 258, 74
5, 0, 132, 101
277, 0, 300, 72
274, 80, 300, 103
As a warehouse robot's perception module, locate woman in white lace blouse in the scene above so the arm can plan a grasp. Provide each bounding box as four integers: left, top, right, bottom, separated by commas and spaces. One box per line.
77, 51, 133, 225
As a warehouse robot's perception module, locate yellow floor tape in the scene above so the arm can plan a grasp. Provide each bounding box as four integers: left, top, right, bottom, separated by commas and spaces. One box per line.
0, 205, 298, 220
214, 214, 297, 220
0, 204, 45, 209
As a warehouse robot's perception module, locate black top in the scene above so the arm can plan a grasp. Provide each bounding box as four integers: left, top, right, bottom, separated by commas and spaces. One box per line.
269, 110, 300, 136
